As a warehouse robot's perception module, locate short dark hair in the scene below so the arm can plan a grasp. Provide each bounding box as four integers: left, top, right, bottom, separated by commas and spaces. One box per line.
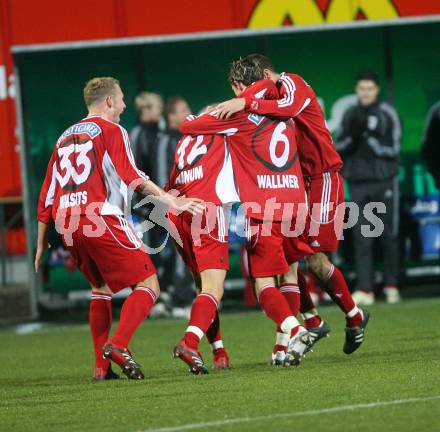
229, 54, 276, 86
244, 54, 276, 73
164, 96, 186, 118
356, 71, 379, 85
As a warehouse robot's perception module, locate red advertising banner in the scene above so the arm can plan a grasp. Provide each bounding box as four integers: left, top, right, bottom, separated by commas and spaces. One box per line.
0, 0, 19, 197
245, 0, 440, 28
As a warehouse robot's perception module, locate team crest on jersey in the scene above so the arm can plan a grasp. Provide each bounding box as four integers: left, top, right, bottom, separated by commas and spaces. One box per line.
57, 122, 101, 146
248, 112, 264, 126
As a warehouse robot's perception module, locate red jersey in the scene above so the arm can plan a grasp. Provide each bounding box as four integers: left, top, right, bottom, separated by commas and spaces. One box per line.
243, 72, 343, 178
180, 80, 306, 222
166, 132, 239, 205
37, 116, 147, 224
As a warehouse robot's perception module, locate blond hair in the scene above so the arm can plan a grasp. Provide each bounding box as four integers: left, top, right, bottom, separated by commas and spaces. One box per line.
83, 77, 120, 107
134, 92, 163, 114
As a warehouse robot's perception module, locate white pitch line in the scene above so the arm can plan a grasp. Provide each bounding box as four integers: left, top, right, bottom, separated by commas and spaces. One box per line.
141, 395, 440, 432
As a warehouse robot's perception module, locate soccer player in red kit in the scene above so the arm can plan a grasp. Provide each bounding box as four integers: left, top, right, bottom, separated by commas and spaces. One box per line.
216, 55, 370, 355
166, 132, 238, 373
180, 78, 315, 366
35, 77, 203, 380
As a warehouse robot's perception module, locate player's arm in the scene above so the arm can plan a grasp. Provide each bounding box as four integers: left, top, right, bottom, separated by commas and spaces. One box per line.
136, 179, 204, 215
179, 112, 240, 136
35, 221, 49, 273
216, 76, 310, 120
246, 75, 312, 119
107, 126, 204, 215
35, 152, 57, 272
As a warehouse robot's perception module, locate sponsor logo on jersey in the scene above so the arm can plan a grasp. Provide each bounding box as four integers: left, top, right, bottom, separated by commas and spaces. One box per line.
175, 166, 204, 185
248, 112, 264, 126
256, 174, 299, 189
57, 122, 101, 145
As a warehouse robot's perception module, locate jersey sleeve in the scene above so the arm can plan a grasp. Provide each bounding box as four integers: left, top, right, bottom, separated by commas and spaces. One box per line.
106, 125, 149, 188
37, 151, 57, 224
179, 112, 242, 136
164, 164, 178, 192
243, 74, 312, 119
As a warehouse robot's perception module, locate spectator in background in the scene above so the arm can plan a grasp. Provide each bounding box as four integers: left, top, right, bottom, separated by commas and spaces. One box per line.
421, 101, 440, 188
335, 71, 402, 306
129, 92, 167, 316
153, 96, 192, 186
130, 92, 165, 177
153, 96, 194, 318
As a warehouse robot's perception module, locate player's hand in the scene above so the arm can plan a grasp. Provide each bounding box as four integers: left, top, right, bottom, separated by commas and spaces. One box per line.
215, 98, 246, 119
34, 242, 49, 273
204, 105, 216, 114
171, 196, 205, 216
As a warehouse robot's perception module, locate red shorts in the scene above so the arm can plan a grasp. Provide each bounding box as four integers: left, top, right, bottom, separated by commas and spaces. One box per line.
283, 231, 314, 265
61, 215, 155, 293
306, 171, 345, 252
168, 205, 229, 274
245, 219, 313, 278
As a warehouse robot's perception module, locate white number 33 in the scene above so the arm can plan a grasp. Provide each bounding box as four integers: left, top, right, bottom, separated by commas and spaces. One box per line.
56, 140, 93, 187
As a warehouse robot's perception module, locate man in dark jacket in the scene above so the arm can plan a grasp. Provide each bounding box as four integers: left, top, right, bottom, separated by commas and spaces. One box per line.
153, 96, 192, 187
421, 101, 440, 187
130, 92, 165, 176
335, 71, 401, 305
129, 92, 169, 317
153, 96, 194, 317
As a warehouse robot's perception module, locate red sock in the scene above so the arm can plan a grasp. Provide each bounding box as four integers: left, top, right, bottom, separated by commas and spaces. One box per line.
184, 293, 218, 350
298, 270, 323, 328
325, 265, 361, 326
258, 286, 299, 335
279, 283, 300, 316
346, 308, 363, 327
111, 287, 156, 348
303, 316, 322, 328
298, 268, 317, 314
206, 310, 225, 352
90, 292, 112, 370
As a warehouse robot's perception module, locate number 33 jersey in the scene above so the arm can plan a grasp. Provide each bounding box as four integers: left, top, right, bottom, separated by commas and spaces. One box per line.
180, 80, 307, 221
37, 115, 148, 224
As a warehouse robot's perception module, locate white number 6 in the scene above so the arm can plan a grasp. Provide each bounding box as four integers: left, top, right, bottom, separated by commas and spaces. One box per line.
269, 122, 290, 168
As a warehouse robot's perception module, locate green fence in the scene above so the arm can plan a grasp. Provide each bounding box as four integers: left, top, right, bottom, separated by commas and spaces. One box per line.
14, 20, 440, 296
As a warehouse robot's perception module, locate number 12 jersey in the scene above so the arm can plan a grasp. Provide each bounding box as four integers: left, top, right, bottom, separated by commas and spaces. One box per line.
180, 80, 307, 222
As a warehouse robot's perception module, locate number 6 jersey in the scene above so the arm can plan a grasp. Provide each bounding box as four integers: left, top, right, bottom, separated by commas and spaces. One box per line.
37, 115, 148, 224
180, 80, 307, 222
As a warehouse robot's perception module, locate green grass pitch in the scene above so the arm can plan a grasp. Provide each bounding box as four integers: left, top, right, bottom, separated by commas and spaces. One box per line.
1, 298, 439, 432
